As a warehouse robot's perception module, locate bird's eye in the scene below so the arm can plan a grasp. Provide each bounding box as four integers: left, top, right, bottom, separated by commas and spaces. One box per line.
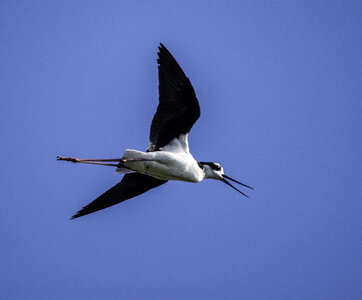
214, 164, 221, 171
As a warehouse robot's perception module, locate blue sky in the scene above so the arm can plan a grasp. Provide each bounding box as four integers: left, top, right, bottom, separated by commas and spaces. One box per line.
1, 1, 361, 299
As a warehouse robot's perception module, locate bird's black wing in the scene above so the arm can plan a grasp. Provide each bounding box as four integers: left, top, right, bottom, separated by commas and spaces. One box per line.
71, 173, 167, 219
148, 43, 200, 151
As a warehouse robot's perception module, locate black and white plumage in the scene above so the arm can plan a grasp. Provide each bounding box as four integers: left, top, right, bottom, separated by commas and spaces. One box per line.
57, 43, 252, 219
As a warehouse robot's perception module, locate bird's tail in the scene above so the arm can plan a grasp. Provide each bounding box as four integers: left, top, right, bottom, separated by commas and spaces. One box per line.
115, 166, 136, 175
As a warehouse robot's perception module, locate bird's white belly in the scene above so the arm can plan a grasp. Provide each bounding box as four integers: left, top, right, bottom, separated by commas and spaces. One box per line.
117, 149, 204, 182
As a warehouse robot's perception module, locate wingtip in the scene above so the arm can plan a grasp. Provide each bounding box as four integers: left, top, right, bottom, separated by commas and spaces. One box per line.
157, 44, 167, 63
70, 212, 82, 220
158, 43, 169, 54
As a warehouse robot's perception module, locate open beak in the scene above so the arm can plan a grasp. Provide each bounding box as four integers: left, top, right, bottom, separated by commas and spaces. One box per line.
222, 174, 254, 197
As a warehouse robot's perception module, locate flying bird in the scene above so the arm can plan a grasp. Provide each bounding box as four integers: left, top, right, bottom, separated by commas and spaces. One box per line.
57, 43, 253, 219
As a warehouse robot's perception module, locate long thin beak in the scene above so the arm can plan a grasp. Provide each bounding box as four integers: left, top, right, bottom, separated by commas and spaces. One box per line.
223, 174, 254, 190
222, 174, 254, 198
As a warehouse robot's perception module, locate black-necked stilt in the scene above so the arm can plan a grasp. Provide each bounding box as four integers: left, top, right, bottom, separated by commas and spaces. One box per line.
58, 44, 253, 219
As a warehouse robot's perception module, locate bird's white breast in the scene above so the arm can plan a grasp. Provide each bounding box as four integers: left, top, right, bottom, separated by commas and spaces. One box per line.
117, 149, 204, 182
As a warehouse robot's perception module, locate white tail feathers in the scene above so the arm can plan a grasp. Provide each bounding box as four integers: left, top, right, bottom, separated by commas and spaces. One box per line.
115, 166, 136, 174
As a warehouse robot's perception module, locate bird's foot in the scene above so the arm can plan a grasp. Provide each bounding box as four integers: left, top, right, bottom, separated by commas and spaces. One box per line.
57, 156, 80, 163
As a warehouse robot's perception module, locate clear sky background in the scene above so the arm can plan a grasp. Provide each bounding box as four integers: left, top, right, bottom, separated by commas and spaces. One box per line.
1, 1, 361, 299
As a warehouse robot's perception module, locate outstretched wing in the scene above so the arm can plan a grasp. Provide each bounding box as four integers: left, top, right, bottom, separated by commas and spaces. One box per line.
148, 43, 200, 152
71, 173, 167, 219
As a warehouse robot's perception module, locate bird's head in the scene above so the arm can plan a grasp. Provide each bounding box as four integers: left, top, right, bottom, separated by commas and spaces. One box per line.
199, 162, 253, 197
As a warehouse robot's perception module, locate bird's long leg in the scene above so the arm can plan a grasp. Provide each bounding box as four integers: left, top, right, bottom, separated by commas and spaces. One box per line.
73, 161, 120, 167
56, 156, 120, 167
57, 156, 123, 162
56, 156, 150, 167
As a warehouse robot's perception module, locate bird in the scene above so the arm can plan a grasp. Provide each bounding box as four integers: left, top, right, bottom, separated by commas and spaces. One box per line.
57, 43, 253, 219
